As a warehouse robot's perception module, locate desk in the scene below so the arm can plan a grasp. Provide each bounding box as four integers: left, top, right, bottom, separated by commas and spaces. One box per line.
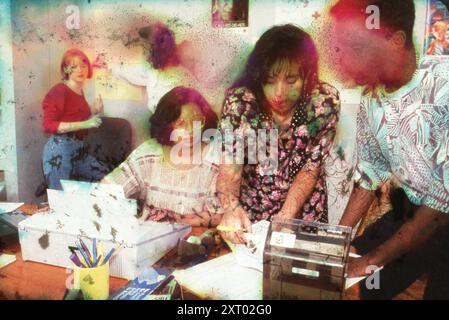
0, 205, 375, 300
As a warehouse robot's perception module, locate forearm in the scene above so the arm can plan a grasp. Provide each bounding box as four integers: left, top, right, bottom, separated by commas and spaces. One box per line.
339, 185, 376, 228
279, 166, 320, 218
367, 205, 449, 267
216, 164, 243, 213
56, 121, 89, 133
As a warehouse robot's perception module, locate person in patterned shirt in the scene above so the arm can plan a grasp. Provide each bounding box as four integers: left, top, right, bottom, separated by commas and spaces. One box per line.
330, 0, 449, 299
216, 24, 341, 244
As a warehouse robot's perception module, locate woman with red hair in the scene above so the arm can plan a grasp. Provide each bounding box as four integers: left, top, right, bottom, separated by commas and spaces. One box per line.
41, 48, 108, 190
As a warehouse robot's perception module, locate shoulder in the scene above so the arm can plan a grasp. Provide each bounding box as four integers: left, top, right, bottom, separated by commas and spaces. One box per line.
222, 86, 258, 114
224, 86, 257, 103
128, 138, 163, 162
309, 82, 341, 120
45, 83, 68, 98
221, 87, 259, 128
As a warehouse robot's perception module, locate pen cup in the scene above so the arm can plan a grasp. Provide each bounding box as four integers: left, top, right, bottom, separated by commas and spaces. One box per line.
74, 262, 110, 300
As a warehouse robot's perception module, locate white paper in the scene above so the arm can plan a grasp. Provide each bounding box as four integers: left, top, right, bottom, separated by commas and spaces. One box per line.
46, 188, 139, 242
61, 180, 125, 199
0, 202, 24, 214
173, 253, 262, 300
344, 253, 384, 290
0, 253, 16, 269
233, 220, 270, 272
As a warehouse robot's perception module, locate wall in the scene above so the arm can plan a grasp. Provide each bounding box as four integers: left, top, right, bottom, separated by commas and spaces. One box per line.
0, 0, 19, 201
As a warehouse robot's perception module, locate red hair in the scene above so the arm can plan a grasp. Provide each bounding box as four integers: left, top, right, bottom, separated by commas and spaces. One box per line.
60, 48, 93, 80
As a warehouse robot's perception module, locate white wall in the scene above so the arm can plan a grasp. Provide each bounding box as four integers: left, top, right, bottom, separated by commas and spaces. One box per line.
0, 0, 19, 201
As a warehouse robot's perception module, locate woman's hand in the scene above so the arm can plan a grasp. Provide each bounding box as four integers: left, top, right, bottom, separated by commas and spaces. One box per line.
92, 95, 104, 115
347, 255, 373, 277
218, 205, 252, 245
83, 115, 102, 129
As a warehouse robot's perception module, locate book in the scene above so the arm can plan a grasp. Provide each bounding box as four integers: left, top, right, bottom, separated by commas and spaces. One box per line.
110, 267, 173, 300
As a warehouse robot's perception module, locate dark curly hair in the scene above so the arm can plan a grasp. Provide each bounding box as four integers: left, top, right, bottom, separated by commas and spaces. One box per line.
150, 86, 218, 146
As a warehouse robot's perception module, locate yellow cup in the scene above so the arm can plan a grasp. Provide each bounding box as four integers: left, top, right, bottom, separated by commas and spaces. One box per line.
74, 262, 110, 300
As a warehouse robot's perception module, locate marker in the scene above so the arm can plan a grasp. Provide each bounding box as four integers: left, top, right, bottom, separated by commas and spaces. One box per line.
70, 252, 85, 268
79, 238, 93, 265
92, 238, 97, 263
75, 241, 92, 267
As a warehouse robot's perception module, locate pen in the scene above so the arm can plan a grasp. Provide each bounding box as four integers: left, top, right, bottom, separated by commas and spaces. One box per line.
70, 252, 84, 268
97, 242, 105, 265
92, 238, 97, 264
93, 254, 103, 267
102, 247, 115, 265
102, 243, 123, 265
73, 248, 90, 267
75, 241, 93, 267
79, 238, 93, 265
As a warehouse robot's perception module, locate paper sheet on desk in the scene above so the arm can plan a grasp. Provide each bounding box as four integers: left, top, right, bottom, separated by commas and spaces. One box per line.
173, 253, 262, 300
0, 254, 16, 269
345, 253, 384, 290
232, 220, 270, 272
0, 202, 24, 214
61, 180, 125, 199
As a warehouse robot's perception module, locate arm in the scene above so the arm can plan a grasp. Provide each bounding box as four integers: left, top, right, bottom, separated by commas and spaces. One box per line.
278, 83, 341, 219
348, 205, 449, 276
343, 100, 392, 227
339, 185, 376, 228
278, 166, 320, 219
111, 63, 150, 87
42, 86, 102, 134
56, 117, 102, 133
216, 163, 252, 244
215, 87, 260, 244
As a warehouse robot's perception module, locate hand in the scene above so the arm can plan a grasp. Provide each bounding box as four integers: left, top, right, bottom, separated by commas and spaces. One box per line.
276, 210, 295, 221
92, 95, 104, 114
218, 205, 252, 245
347, 255, 372, 278
84, 115, 102, 129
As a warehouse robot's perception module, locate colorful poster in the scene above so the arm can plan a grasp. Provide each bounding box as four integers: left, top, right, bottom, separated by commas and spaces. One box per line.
424, 0, 449, 55
212, 0, 249, 28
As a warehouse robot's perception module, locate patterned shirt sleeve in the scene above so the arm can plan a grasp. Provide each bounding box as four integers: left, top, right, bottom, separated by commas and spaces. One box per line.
303, 83, 341, 170
353, 100, 392, 191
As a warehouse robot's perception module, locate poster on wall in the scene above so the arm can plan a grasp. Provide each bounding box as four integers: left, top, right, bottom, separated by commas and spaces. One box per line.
424, 0, 449, 55
212, 0, 249, 28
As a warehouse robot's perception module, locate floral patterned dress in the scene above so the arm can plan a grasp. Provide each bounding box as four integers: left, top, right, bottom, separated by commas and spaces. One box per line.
219, 82, 340, 222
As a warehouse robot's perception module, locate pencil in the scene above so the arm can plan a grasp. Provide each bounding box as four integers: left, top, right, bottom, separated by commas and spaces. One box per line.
216, 225, 246, 233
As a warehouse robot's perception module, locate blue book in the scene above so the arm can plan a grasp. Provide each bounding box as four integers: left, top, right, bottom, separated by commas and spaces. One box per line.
110, 268, 173, 300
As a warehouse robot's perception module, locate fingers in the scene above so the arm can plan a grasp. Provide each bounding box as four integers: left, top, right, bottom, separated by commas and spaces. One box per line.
222, 231, 245, 245
242, 214, 252, 234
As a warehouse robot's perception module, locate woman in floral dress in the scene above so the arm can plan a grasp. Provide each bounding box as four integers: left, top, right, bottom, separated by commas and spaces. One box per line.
217, 24, 341, 244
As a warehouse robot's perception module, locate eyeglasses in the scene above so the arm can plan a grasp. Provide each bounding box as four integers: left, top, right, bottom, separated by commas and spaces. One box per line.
173, 117, 205, 129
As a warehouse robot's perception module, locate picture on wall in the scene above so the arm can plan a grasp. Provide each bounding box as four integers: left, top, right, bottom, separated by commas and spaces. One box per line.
212, 0, 249, 28
424, 0, 449, 55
